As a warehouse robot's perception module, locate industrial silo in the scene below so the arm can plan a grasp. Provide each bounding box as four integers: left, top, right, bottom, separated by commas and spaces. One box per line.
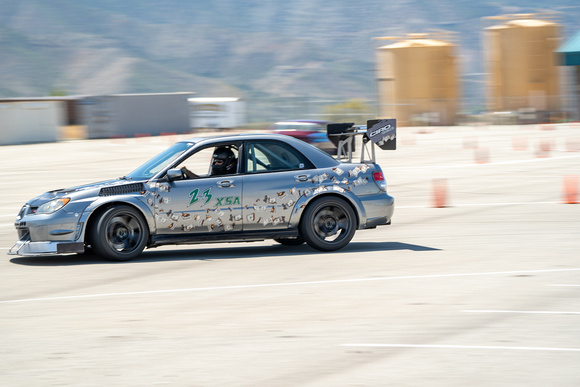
484, 14, 561, 119
376, 33, 459, 126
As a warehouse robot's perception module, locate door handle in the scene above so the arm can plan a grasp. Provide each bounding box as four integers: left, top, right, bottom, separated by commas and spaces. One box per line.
295, 174, 310, 182
217, 180, 235, 188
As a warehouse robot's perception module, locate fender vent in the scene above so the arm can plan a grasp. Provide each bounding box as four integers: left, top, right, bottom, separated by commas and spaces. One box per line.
99, 183, 144, 197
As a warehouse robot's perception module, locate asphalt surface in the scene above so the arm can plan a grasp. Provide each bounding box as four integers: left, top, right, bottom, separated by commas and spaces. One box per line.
1, 125, 579, 386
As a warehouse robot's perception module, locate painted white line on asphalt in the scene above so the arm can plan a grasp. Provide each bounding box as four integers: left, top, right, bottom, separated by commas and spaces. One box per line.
398, 201, 560, 209
390, 154, 580, 170
451, 201, 560, 207
341, 344, 580, 352
1, 268, 579, 305
463, 310, 580, 315
549, 284, 580, 287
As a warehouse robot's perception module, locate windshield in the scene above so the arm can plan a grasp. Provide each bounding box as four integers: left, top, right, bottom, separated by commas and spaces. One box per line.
125, 142, 195, 180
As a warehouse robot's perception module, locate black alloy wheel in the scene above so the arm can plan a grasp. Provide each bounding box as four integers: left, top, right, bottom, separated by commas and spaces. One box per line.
90, 205, 148, 261
300, 197, 356, 251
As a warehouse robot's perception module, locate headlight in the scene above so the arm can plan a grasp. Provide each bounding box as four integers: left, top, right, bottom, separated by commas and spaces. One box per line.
36, 198, 71, 214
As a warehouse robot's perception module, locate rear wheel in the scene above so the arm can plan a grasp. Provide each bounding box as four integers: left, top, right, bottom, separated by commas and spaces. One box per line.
300, 197, 356, 251
90, 205, 148, 261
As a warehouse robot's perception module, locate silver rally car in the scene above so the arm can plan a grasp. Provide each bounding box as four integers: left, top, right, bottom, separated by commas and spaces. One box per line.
10, 123, 395, 261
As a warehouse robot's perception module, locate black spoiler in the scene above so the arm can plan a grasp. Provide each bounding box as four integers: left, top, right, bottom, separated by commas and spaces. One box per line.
327, 119, 396, 163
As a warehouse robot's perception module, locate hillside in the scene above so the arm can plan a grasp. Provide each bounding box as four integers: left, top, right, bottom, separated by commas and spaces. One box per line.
1, 0, 579, 116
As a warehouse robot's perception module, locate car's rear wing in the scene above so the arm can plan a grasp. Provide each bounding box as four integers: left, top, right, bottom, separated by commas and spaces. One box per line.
327, 119, 396, 163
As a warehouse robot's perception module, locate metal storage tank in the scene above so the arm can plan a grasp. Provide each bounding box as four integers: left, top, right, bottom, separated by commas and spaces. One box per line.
484, 14, 561, 118
376, 33, 459, 126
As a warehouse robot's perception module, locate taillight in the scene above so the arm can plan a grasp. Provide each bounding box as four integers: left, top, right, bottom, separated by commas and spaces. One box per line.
373, 171, 387, 191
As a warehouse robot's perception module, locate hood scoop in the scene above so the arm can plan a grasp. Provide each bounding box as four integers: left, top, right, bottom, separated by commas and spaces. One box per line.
99, 183, 145, 197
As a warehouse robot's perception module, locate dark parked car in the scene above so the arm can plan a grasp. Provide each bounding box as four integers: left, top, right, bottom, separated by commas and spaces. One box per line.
270, 120, 336, 153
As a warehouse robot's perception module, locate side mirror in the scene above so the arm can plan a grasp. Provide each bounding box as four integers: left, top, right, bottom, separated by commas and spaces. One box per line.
166, 168, 183, 181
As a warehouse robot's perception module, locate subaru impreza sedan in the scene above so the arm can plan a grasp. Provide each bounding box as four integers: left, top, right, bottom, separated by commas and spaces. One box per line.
10, 133, 394, 261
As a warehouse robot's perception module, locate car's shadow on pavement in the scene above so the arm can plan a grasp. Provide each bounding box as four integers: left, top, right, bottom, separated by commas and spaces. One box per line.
8, 241, 440, 266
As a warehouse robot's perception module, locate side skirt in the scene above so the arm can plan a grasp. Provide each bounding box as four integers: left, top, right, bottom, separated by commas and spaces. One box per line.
150, 229, 300, 247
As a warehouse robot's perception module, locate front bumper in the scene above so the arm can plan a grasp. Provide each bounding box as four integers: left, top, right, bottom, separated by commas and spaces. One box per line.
11, 204, 88, 256
9, 239, 85, 256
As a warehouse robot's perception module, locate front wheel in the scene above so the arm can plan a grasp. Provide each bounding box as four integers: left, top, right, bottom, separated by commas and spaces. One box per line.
90, 205, 148, 261
300, 197, 356, 251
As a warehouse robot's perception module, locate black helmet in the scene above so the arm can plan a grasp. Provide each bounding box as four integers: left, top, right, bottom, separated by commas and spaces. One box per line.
211, 147, 236, 175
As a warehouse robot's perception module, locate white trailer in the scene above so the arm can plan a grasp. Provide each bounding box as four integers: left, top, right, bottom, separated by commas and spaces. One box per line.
0, 101, 64, 145
189, 97, 246, 129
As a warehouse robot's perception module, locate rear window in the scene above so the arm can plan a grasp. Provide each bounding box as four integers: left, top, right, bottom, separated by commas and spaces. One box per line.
245, 141, 314, 173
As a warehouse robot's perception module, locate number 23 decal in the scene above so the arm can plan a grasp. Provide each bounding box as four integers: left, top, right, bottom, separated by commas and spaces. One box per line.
188, 188, 212, 207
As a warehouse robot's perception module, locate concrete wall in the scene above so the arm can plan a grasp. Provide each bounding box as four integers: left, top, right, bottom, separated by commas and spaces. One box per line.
80, 93, 194, 139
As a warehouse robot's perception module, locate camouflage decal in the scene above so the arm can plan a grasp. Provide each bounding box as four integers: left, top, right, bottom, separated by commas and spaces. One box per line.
353, 176, 369, 187
146, 162, 375, 231
332, 167, 344, 176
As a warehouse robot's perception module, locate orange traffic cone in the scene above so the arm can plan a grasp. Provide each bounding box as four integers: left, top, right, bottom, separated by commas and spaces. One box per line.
135, 133, 151, 143
536, 139, 552, 158
463, 136, 478, 149
432, 179, 448, 208
566, 138, 580, 152
512, 137, 528, 151
474, 147, 489, 164
563, 176, 579, 204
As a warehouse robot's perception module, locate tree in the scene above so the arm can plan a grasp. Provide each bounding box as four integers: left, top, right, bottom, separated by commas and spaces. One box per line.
323, 99, 374, 124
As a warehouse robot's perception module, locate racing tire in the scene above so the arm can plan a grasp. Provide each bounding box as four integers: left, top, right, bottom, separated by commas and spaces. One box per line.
274, 237, 305, 246
90, 205, 148, 261
300, 196, 356, 251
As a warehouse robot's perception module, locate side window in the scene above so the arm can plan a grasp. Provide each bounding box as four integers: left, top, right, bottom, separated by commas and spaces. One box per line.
178, 147, 214, 177
177, 144, 239, 178
245, 144, 270, 173
244, 142, 313, 173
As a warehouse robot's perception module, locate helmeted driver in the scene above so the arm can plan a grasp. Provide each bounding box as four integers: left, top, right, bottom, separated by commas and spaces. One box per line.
211, 147, 237, 175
